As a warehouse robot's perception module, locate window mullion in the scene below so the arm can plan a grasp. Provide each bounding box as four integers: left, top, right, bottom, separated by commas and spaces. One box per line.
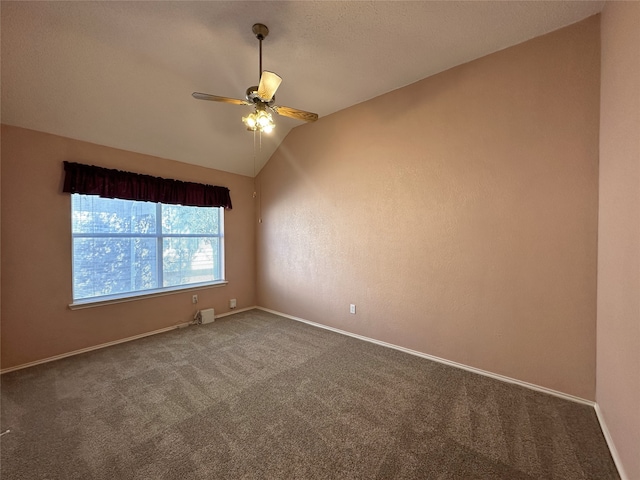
156, 203, 163, 288
218, 208, 224, 280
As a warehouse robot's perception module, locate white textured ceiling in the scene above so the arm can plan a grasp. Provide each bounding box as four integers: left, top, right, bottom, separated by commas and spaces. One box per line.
1, 1, 604, 177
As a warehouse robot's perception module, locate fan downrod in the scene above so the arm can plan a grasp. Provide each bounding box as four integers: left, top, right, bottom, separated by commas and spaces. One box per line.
252, 23, 269, 40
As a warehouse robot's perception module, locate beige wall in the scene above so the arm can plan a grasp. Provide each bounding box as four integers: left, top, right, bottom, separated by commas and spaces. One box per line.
597, 2, 640, 479
0, 125, 256, 369
257, 17, 600, 400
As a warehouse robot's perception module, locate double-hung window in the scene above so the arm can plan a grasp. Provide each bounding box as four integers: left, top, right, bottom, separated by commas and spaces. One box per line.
71, 194, 224, 303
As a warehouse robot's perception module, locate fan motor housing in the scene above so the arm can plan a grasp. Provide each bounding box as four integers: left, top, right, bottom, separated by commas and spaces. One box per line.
246, 86, 275, 105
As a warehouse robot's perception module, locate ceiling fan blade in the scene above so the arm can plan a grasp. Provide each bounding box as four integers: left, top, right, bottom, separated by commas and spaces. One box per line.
192, 92, 250, 106
272, 105, 319, 123
257, 71, 282, 102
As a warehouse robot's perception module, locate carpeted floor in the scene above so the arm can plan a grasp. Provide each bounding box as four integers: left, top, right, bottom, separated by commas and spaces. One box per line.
1, 309, 619, 479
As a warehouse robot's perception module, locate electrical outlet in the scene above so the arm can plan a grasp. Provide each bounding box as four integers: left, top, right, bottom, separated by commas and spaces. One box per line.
350, 304, 356, 314
229, 298, 237, 309
192, 294, 198, 304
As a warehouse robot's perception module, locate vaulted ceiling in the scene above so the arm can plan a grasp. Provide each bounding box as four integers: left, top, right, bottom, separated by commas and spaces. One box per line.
1, 1, 604, 177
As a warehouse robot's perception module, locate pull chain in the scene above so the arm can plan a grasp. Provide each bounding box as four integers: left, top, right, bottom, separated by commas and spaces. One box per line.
253, 130, 262, 223
253, 129, 257, 199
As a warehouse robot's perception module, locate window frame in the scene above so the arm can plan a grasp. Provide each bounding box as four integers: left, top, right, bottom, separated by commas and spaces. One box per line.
69, 194, 226, 309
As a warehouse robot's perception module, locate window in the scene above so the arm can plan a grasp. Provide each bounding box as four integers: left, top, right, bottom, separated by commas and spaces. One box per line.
71, 194, 224, 303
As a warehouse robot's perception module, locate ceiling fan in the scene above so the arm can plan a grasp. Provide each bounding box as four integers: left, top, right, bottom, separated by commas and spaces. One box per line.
192, 23, 318, 133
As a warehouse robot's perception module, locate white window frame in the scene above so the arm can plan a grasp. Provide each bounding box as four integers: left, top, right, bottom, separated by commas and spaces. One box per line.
69, 195, 226, 309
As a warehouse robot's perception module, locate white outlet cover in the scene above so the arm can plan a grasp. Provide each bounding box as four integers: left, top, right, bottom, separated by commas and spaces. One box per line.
350, 304, 356, 314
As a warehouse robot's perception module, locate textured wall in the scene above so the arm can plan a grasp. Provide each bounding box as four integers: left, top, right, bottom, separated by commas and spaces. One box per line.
0, 125, 256, 369
257, 17, 600, 400
597, 2, 640, 478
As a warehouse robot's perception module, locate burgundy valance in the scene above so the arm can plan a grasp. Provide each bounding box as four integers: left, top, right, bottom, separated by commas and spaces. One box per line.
62, 162, 232, 209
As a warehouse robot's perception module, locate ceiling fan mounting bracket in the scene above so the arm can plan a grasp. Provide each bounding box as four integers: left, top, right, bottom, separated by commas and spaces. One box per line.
252, 23, 269, 41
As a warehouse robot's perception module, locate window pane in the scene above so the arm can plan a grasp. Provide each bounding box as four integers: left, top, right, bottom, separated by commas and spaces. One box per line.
162, 204, 219, 234
72, 195, 157, 234
73, 237, 158, 299
163, 237, 219, 287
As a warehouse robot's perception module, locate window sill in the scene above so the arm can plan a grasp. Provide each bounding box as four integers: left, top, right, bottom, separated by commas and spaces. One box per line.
68, 281, 228, 310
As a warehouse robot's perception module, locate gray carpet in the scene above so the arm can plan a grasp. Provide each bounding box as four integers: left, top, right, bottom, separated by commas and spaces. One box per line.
1, 309, 619, 479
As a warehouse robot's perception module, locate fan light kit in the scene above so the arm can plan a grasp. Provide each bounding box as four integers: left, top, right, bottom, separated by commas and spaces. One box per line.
243, 104, 275, 133
193, 23, 318, 134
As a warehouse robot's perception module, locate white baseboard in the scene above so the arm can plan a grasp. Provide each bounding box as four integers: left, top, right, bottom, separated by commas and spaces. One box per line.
258, 307, 626, 479
2, 305, 596, 408
594, 403, 629, 480
1, 305, 627, 479
256, 306, 595, 407
270, 303, 625, 478
214, 306, 256, 319
0, 306, 257, 374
